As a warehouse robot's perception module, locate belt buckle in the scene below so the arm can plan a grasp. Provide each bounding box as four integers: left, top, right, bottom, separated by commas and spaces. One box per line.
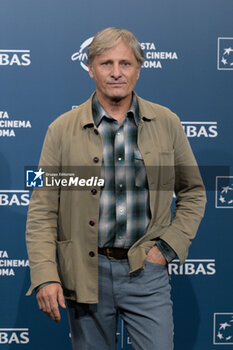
106, 248, 115, 260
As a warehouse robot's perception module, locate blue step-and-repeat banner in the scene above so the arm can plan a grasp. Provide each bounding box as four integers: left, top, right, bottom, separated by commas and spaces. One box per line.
0, 0, 233, 349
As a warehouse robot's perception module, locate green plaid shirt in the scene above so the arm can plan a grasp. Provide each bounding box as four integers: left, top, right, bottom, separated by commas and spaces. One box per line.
92, 93, 176, 262
92, 93, 151, 248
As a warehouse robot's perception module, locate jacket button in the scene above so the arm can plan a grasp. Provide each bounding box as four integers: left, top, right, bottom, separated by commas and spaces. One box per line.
91, 189, 97, 195
94, 129, 99, 135
89, 220, 95, 226
93, 157, 99, 163
89, 251, 95, 257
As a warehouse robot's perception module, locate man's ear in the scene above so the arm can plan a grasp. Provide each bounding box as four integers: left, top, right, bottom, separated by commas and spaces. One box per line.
136, 67, 141, 81
88, 64, 94, 78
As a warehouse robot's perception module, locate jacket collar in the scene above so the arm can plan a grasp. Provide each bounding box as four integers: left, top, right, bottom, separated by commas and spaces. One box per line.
136, 93, 157, 122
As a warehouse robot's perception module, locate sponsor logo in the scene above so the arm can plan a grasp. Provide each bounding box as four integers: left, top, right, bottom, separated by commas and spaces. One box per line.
72, 38, 178, 71
0, 190, 30, 206
168, 259, 216, 275
213, 313, 233, 345
215, 176, 233, 208
0, 250, 29, 277
0, 328, 29, 344
217, 38, 233, 70
181, 121, 218, 138
26, 168, 44, 188
0, 50, 31, 66
0, 111, 32, 137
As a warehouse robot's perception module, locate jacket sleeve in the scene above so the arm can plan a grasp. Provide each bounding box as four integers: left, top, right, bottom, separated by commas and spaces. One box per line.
25, 125, 62, 295
159, 114, 207, 264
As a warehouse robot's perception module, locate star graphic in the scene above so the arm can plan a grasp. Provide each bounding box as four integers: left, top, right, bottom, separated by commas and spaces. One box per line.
219, 195, 226, 203
223, 47, 233, 55
219, 322, 231, 330
221, 186, 233, 194
221, 57, 228, 65
226, 336, 232, 341
217, 332, 224, 340
33, 168, 44, 181
228, 199, 233, 204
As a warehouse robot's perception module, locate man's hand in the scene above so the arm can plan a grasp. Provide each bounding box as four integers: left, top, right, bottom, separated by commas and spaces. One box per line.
36, 283, 66, 323
145, 245, 167, 266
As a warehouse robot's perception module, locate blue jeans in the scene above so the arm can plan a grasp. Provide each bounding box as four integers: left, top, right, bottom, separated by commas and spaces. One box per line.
67, 254, 173, 350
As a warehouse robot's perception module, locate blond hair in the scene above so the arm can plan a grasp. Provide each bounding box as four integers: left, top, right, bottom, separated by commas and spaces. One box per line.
87, 27, 145, 67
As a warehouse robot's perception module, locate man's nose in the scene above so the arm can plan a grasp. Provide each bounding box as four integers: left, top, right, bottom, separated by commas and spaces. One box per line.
111, 63, 122, 79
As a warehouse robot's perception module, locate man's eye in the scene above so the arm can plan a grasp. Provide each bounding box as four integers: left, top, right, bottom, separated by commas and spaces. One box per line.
102, 62, 110, 65
122, 62, 130, 66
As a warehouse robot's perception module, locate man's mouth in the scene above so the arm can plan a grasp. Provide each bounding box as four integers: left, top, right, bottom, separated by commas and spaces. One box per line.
107, 82, 126, 86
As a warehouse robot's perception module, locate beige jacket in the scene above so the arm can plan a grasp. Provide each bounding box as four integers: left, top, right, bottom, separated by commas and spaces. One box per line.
26, 93, 206, 303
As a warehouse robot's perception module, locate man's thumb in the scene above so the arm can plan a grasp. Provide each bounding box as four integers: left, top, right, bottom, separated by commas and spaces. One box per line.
58, 287, 66, 309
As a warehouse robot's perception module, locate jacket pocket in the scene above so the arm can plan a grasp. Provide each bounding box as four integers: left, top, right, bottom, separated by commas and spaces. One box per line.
159, 150, 175, 188
56, 240, 74, 291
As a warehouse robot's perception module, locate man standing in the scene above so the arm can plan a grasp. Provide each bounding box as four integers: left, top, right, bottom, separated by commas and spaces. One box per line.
26, 27, 206, 350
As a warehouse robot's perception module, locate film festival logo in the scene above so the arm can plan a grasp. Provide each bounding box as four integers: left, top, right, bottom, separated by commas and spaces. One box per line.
0, 110, 32, 138
213, 313, 233, 345
215, 176, 233, 208
217, 37, 233, 70
71, 37, 178, 71
0, 250, 28, 277
71, 37, 93, 71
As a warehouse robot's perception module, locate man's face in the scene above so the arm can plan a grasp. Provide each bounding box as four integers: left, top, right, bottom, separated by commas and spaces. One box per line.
88, 40, 141, 103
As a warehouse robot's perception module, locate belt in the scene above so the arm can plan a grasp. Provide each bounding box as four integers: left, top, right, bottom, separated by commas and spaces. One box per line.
98, 247, 129, 259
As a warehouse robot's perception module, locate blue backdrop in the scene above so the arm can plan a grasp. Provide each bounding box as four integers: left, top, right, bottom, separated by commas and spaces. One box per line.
1, 0, 233, 348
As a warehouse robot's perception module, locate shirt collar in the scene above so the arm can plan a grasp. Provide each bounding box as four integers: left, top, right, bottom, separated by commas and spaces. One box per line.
92, 92, 139, 127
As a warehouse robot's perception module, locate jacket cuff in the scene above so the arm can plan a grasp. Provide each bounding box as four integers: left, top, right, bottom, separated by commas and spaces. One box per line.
26, 262, 61, 296
156, 239, 177, 263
